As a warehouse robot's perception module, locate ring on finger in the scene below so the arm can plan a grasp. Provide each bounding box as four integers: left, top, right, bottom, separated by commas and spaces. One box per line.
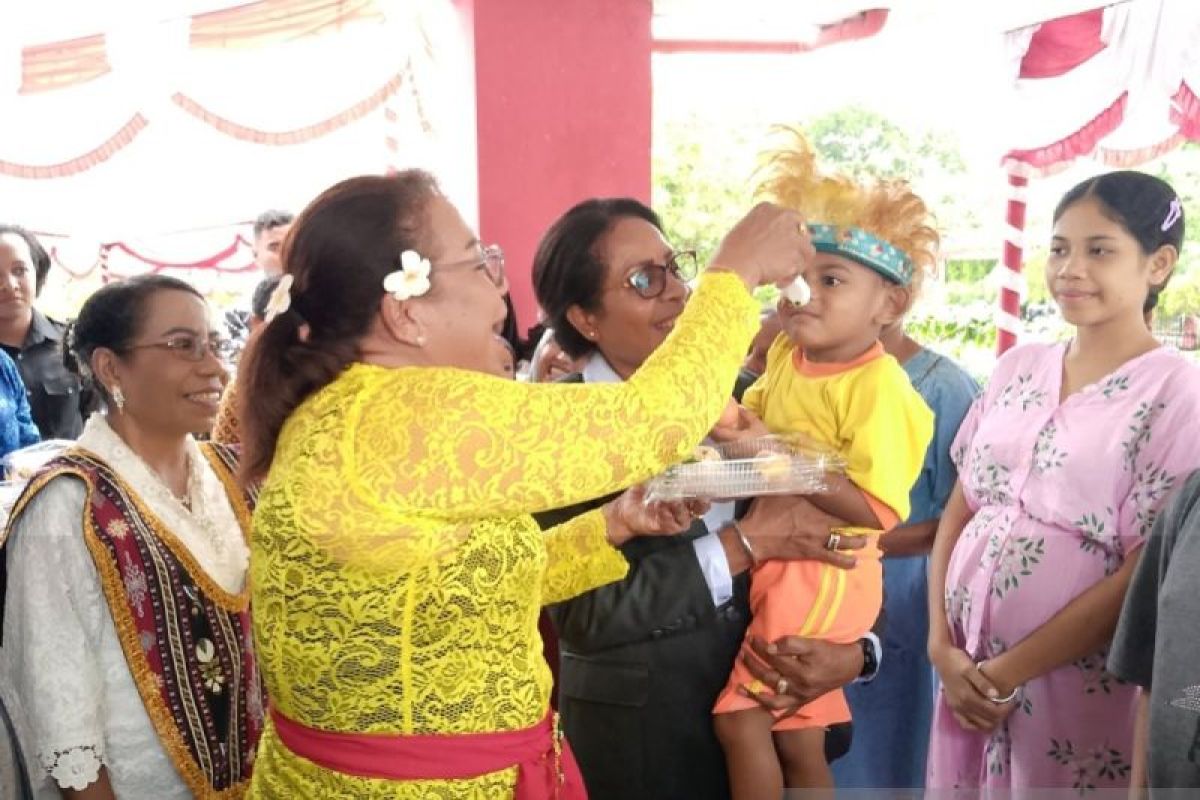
825, 532, 841, 551
776, 677, 790, 695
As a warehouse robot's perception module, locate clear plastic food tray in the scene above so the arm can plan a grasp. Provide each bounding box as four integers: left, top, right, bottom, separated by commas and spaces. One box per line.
645, 434, 845, 502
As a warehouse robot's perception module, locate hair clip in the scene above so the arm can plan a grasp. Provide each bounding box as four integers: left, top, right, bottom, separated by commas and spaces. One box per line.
1162, 197, 1183, 232
383, 250, 432, 301
263, 274, 294, 323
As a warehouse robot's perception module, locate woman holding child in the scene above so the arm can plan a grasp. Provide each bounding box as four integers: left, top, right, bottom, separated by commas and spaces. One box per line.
531, 196, 878, 800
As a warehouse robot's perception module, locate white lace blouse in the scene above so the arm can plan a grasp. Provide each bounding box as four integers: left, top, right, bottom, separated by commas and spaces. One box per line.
0, 416, 249, 797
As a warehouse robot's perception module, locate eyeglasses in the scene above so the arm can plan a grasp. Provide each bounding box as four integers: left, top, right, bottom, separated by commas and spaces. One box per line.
435, 244, 507, 290
606, 251, 698, 300
123, 333, 236, 363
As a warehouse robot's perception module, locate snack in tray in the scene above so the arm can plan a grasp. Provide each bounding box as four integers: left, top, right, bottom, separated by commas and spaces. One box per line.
754, 450, 791, 482
646, 434, 845, 503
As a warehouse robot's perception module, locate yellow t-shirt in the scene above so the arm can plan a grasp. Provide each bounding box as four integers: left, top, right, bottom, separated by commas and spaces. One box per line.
743, 335, 933, 525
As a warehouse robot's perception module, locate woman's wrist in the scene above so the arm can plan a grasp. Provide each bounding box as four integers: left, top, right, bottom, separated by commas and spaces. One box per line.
601, 502, 632, 547
717, 525, 753, 575
979, 652, 1023, 699
706, 264, 759, 292
730, 520, 758, 567
733, 514, 774, 562
927, 631, 953, 663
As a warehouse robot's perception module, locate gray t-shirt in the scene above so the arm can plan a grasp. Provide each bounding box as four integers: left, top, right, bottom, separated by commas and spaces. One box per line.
1109, 470, 1200, 789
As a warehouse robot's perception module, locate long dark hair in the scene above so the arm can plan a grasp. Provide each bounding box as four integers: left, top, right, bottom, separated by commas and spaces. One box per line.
237, 171, 440, 481
1054, 171, 1185, 314
531, 198, 662, 359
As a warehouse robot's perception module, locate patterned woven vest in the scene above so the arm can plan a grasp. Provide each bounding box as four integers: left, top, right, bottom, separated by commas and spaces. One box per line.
6, 442, 262, 798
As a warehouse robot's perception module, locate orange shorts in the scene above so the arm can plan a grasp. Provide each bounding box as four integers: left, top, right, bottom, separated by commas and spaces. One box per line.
713, 536, 882, 731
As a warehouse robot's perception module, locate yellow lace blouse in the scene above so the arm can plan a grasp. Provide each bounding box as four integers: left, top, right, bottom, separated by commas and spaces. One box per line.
248, 272, 760, 798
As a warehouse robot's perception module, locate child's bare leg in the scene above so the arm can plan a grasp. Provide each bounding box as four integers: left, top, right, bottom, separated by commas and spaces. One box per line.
774, 727, 832, 789
715, 707, 782, 800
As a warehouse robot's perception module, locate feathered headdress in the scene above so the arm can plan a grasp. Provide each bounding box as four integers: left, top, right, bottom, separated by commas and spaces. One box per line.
755, 128, 939, 293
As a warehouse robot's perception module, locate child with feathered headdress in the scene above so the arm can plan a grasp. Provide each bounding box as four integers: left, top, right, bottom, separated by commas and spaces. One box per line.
712, 130, 937, 794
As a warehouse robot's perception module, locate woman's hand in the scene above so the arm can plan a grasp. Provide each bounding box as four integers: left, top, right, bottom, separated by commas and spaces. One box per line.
602, 485, 707, 546
740, 494, 864, 568
929, 640, 1016, 732
711, 202, 814, 290
737, 635, 864, 716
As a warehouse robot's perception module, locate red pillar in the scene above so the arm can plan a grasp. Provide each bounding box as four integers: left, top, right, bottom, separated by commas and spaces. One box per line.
468, 0, 653, 331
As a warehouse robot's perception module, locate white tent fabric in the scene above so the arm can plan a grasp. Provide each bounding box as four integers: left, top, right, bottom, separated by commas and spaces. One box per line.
0, 0, 475, 245
1002, 1, 1200, 169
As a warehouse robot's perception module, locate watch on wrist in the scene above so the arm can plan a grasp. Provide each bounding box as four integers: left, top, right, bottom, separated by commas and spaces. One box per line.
858, 635, 880, 681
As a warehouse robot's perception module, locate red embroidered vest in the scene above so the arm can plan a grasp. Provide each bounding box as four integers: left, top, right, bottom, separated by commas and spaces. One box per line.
6, 443, 262, 798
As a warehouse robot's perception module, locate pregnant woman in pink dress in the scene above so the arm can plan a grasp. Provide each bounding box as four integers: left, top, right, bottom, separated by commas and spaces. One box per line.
927, 171, 1200, 791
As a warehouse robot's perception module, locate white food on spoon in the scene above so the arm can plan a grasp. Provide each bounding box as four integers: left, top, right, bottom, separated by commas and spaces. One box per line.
781, 276, 811, 306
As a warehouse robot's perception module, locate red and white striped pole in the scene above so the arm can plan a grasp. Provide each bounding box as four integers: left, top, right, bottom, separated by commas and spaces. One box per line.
997, 164, 1030, 353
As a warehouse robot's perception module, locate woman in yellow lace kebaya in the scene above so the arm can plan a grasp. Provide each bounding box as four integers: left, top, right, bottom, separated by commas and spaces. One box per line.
235, 170, 813, 799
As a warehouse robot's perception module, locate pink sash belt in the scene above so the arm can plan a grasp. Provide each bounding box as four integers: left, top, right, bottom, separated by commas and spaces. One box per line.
270, 708, 586, 799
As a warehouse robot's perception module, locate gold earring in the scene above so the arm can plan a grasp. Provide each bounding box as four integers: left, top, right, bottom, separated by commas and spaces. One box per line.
111, 385, 125, 411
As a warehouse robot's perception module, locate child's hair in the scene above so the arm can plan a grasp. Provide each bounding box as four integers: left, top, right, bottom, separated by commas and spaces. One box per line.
755, 128, 939, 310
1054, 171, 1184, 314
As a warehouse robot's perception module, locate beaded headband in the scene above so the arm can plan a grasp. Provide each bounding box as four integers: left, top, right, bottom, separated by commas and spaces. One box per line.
808, 223, 914, 286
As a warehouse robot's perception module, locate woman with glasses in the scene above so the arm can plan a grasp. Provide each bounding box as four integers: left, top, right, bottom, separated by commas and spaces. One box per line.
531, 197, 879, 800
233, 173, 809, 798
0, 274, 262, 799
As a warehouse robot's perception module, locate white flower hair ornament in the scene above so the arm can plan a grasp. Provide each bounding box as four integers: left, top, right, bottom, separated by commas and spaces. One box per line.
263, 274, 295, 323
383, 250, 433, 301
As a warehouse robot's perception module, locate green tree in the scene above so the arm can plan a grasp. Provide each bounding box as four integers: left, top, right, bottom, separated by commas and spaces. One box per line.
653, 105, 979, 269
652, 119, 755, 260
945, 259, 993, 283
800, 106, 979, 239
1157, 268, 1200, 319
803, 106, 965, 181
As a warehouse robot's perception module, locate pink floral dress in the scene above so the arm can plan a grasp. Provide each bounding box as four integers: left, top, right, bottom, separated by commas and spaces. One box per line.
928, 342, 1200, 791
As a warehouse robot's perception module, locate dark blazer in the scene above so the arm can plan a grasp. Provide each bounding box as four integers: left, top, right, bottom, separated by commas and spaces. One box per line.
533, 371, 745, 799
536, 370, 855, 799
538, 500, 749, 800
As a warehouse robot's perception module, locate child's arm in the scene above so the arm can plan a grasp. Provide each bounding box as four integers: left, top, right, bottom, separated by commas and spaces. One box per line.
803, 476, 893, 530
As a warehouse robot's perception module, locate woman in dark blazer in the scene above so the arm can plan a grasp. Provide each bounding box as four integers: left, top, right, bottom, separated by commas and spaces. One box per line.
531, 198, 883, 800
